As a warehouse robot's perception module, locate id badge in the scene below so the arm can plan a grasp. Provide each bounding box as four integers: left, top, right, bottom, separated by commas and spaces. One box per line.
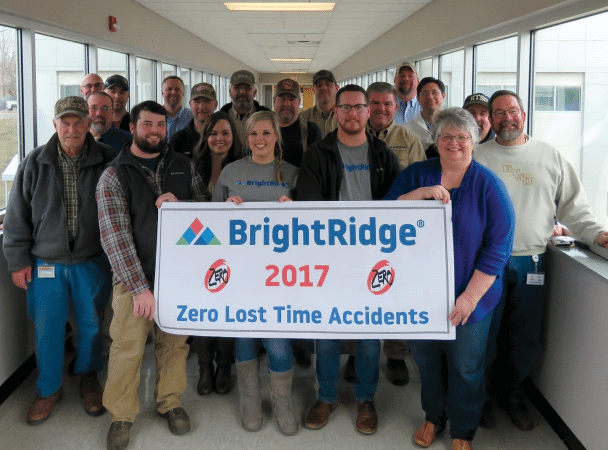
527, 255, 544, 285
38, 265, 56, 279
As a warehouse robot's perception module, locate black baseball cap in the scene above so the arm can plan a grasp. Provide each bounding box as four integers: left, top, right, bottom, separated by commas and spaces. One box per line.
104, 74, 129, 91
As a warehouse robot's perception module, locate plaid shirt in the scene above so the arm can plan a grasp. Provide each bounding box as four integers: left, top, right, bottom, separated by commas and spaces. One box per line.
96, 148, 208, 295
57, 142, 88, 241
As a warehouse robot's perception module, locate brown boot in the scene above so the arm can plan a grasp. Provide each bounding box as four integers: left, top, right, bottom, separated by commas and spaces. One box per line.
27, 388, 63, 425
80, 371, 105, 416
236, 359, 262, 431
270, 369, 298, 436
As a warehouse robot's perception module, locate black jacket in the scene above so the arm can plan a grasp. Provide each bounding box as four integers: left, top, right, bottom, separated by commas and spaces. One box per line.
170, 119, 201, 159
295, 129, 401, 201
219, 100, 271, 114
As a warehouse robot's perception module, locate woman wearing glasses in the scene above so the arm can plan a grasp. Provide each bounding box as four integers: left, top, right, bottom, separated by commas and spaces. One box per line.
212, 111, 299, 436
384, 107, 515, 450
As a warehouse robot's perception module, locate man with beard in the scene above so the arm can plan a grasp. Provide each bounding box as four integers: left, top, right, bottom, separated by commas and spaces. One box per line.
162, 76, 193, 142
87, 91, 132, 154
80, 73, 105, 98
170, 82, 218, 158
105, 74, 131, 132
405, 77, 446, 156
393, 62, 421, 125
3, 96, 115, 425
299, 70, 339, 137
273, 78, 322, 167
474, 90, 608, 432
97, 101, 209, 450
220, 69, 270, 155
297, 85, 400, 435
463, 93, 495, 144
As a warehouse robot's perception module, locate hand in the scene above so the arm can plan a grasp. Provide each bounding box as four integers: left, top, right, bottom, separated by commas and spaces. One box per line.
155, 192, 179, 209
397, 185, 450, 204
133, 289, 156, 321
226, 196, 243, 205
11, 266, 32, 290
596, 231, 608, 249
448, 292, 479, 326
278, 195, 292, 203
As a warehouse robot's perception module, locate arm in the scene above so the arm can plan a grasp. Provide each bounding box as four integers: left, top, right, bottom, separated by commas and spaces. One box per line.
295, 144, 326, 201
397, 186, 450, 204
449, 270, 497, 326
156, 162, 210, 207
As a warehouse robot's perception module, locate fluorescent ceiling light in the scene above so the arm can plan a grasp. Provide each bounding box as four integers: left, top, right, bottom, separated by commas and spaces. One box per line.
280, 71, 307, 74
271, 58, 312, 63
225, 3, 335, 12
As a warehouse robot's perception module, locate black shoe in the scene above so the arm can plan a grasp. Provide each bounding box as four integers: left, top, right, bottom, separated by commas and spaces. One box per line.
503, 400, 533, 431
214, 364, 232, 394
479, 399, 496, 429
344, 355, 356, 382
386, 358, 409, 386
197, 363, 214, 395
293, 343, 312, 368
159, 407, 191, 435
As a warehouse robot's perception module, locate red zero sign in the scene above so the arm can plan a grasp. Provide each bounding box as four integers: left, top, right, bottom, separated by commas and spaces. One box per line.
205, 259, 230, 293
367, 260, 395, 295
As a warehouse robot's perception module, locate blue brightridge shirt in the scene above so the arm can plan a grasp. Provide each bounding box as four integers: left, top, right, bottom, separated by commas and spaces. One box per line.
383, 158, 515, 323
395, 97, 422, 125
166, 106, 194, 142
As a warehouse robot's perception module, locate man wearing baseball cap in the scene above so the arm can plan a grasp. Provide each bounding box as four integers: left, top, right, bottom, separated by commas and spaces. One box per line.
300, 69, 339, 137
105, 74, 131, 132
394, 62, 421, 125
463, 93, 495, 144
3, 96, 115, 425
171, 82, 218, 158
273, 78, 322, 167
220, 69, 270, 155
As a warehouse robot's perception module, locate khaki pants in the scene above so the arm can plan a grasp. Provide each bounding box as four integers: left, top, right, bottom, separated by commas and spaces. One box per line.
103, 283, 188, 423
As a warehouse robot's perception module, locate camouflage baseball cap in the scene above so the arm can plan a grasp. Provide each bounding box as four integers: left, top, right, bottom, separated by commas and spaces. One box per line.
190, 82, 217, 101
54, 96, 89, 119
276, 79, 300, 99
230, 70, 255, 86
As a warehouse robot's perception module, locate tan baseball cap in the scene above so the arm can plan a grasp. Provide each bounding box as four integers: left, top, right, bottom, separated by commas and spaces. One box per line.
54, 96, 89, 119
230, 70, 255, 86
190, 83, 217, 101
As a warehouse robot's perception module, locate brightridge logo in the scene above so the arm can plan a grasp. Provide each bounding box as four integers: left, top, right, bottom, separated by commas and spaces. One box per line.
176, 218, 221, 246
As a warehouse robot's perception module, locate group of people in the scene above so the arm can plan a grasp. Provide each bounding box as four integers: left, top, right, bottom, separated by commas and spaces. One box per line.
3, 63, 608, 450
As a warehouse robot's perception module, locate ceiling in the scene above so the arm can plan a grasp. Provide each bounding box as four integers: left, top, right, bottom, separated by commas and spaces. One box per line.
134, 0, 432, 73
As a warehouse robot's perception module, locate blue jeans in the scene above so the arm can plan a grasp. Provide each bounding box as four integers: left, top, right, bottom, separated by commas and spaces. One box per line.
409, 312, 492, 441
236, 338, 292, 372
316, 339, 380, 403
27, 255, 112, 396
491, 254, 547, 401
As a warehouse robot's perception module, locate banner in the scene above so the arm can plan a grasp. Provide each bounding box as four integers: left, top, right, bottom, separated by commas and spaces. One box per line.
154, 201, 455, 340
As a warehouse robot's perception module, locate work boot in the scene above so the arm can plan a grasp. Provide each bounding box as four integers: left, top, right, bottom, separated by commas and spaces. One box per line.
159, 407, 191, 435
107, 421, 132, 450
80, 371, 105, 416
197, 363, 214, 395
236, 359, 262, 431
386, 358, 409, 386
215, 364, 232, 394
270, 368, 298, 436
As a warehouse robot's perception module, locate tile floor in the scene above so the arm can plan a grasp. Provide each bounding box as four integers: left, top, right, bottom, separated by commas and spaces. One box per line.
0, 345, 566, 449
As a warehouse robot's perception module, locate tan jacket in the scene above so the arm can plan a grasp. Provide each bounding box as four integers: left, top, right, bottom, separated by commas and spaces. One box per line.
299, 105, 338, 137
367, 121, 426, 169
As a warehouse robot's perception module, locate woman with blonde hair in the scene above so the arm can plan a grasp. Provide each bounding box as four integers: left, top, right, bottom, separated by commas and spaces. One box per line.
212, 110, 299, 435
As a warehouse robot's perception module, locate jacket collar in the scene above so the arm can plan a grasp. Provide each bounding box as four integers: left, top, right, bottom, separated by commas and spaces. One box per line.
37, 132, 106, 167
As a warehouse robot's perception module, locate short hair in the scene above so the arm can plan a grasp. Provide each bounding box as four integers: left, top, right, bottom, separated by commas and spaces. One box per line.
488, 90, 525, 116
162, 75, 185, 88
335, 84, 368, 106
130, 100, 168, 124
417, 77, 446, 96
431, 107, 480, 145
193, 111, 240, 187
245, 111, 285, 183
87, 90, 113, 107
366, 82, 398, 101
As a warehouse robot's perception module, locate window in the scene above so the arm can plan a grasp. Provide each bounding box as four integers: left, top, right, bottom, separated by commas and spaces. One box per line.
439, 50, 464, 107
474, 37, 518, 98
532, 11, 608, 226
416, 58, 432, 80
136, 57, 155, 102
98, 48, 127, 82
0, 25, 19, 208
162, 63, 176, 83
180, 67, 191, 104
35, 34, 85, 144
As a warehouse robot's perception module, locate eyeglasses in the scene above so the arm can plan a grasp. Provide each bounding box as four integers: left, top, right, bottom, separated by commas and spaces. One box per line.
82, 83, 104, 90
336, 104, 368, 113
438, 134, 471, 144
492, 108, 521, 118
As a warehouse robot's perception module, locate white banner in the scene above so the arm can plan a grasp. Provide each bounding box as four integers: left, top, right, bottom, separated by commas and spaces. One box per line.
154, 201, 455, 340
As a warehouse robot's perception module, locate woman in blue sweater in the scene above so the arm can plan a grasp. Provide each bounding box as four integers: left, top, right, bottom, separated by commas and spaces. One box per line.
384, 107, 515, 450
